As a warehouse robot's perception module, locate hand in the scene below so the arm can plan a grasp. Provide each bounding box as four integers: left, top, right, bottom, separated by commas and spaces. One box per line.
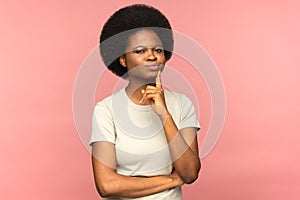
169, 169, 184, 186
139, 71, 169, 118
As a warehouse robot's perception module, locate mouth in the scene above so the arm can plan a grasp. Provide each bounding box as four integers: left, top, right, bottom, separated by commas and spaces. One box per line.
145, 64, 163, 71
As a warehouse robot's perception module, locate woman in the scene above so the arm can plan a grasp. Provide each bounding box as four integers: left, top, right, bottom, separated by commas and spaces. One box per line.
90, 4, 201, 199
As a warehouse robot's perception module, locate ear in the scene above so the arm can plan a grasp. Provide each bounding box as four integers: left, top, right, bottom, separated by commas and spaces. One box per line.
119, 55, 127, 67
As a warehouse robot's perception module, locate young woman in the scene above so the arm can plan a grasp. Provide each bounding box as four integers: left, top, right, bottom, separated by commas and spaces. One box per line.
90, 4, 201, 199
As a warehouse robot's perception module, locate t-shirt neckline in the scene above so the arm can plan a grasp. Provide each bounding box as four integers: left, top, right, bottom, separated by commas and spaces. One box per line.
121, 87, 151, 111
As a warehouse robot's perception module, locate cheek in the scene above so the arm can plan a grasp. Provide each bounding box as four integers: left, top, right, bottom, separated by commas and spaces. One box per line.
158, 54, 166, 62
127, 56, 144, 68
135, 56, 145, 63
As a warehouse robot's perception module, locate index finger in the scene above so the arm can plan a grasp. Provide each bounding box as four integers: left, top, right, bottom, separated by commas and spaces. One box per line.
156, 70, 162, 89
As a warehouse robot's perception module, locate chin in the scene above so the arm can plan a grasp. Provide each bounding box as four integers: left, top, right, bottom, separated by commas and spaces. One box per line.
128, 70, 159, 83
146, 71, 159, 78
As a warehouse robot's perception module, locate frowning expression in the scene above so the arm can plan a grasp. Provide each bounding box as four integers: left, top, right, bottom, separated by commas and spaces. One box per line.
119, 29, 166, 82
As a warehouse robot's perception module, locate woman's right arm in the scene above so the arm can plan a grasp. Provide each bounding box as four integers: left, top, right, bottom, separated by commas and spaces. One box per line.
91, 141, 183, 198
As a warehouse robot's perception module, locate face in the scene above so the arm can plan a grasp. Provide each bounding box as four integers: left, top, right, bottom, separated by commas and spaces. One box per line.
119, 29, 166, 83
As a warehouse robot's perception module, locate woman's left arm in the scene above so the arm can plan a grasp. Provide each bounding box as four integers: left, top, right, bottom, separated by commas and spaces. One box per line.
161, 115, 201, 184
140, 71, 201, 184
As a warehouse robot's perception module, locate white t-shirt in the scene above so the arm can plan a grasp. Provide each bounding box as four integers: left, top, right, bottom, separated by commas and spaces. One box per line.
90, 87, 200, 200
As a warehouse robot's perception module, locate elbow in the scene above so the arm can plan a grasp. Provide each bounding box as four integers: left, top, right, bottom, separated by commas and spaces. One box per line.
95, 182, 113, 198
96, 186, 109, 198
183, 172, 199, 184
183, 162, 201, 184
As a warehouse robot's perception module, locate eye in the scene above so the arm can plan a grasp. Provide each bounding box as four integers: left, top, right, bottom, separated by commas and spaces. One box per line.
154, 48, 163, 53
134, 49, 145, 54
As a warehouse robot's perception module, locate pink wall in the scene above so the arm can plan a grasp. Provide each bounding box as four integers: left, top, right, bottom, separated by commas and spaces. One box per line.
1, 0, 299, 199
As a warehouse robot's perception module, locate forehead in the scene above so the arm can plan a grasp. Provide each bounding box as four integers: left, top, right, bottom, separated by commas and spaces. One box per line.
126, 29, 163, 49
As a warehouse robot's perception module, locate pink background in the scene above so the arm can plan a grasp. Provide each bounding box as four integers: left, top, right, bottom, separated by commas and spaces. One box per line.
1, 0, 300, 199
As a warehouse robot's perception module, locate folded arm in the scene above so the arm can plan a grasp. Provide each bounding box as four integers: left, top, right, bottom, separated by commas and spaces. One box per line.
140, 83, 201, 184
161, 115, 201, 184
91, 141, 183, 198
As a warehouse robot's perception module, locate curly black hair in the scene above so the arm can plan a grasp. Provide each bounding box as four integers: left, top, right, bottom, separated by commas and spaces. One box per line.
99, 4, 174, 78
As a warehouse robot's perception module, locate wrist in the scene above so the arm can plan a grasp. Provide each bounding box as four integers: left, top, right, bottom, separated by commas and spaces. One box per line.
159, 112, 172, 122
168, 172, 184, 187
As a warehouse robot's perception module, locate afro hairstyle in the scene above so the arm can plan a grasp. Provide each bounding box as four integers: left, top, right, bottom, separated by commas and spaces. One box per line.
99, 4, 174, 78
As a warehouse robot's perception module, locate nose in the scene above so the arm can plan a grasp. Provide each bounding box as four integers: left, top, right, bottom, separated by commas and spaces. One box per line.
146, 49, 157, 62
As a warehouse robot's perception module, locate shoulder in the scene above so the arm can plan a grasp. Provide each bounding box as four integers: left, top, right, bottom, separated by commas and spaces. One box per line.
164, 89, 192, 104
164, 89, 198, 116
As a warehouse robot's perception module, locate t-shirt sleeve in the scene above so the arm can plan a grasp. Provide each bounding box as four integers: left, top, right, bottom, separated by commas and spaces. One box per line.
178, 94, 201, 131
89, 101, 116, 145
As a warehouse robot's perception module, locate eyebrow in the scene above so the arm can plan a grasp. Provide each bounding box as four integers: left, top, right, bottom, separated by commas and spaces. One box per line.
131, 45, 163, 50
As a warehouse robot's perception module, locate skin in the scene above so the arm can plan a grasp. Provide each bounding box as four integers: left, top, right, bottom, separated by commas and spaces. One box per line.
92, 29, 201, 198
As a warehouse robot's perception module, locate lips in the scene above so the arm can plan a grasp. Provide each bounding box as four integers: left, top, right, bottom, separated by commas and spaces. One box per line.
145, 64, 161, 70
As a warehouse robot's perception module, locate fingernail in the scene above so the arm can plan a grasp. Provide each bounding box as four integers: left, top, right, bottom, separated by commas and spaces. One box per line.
141, 89, 145, 94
